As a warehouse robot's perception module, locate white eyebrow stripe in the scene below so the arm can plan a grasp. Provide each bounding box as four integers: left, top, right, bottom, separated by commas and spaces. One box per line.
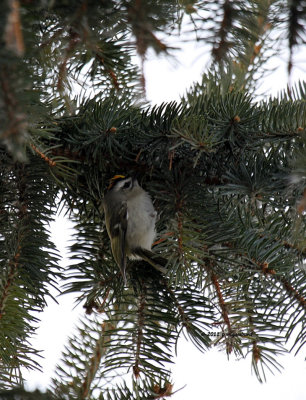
116, 177, 132, 189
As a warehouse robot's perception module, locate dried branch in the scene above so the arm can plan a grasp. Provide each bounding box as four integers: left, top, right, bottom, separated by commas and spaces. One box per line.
0, 246, 21, 319
212, 0, 233, 61
0, 68, 27, 143
30, 143, 57, 167
4, 0, 24, 56
133, 290, 146, 378
80, 321, 112, 398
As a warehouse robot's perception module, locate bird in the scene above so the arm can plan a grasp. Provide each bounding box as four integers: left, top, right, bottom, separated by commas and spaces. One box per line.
102, 174, 167, 284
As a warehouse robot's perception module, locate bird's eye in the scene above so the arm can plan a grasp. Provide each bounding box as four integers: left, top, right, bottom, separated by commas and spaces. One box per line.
123, 181, 131, 189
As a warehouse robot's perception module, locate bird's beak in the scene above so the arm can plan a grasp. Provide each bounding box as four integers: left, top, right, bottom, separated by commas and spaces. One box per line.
132, 176, 139, 187
131, 172, 140, 187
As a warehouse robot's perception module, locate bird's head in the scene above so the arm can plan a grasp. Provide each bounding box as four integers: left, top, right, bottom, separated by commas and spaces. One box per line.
108, 174, 139, 193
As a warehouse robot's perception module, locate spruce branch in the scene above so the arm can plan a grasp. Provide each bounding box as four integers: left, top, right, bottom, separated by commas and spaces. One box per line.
280, 277, 306, 312
30, 144, 57, 168
288, 0, 306, 80
210, 269, 234, 354
51, 314, 122, 399
0, 68, 27, 158
212, 0, 234, 61
0, 245, 20, 320
133, 289, 146, 378
4, 0, 25, 56
163, 282, 190, 331
0, 2, 305, 397
80, 321, 114, 399
0, 150, 60, 384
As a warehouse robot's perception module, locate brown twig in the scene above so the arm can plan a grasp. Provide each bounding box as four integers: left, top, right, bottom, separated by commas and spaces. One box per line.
152, 232, 174, 247
212, 0, 233, 61
57, 30, 81, 92
4, 0, 24, 56
297, 187, 306, 214
175, 189, 184, 259
152, 382, 174, 399
223, 242, 306, 312
168, 150, 174, 171
163, 281, 190, 329
0, 68, 26, 141
81, 341, 102, 398
84, 288, 110, 315
281, 278, 306, 311
248, 314, 260, 364
252, 340, 261, 363
133, 290, 146, 378
0, 246, 21, 319
30, 143, 56, 167
210, 270, 233, 354
80, 322, 113, 399
0, 164, 28, 319
51, 146, 85, 162
95, 50, 120, 90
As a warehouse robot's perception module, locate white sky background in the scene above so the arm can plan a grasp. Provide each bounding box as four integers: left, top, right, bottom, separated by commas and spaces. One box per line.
23, 31, 306, 399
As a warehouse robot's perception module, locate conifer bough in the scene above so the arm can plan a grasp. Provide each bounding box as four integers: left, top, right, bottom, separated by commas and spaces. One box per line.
0, 1, 305, 399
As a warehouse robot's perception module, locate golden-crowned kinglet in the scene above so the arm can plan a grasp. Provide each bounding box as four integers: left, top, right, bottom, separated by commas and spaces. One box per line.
103, 175, 167, 284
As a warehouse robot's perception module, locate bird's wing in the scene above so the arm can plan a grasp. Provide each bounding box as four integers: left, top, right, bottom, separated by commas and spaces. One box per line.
108, 201, 128, 284
131, 247, 168, 274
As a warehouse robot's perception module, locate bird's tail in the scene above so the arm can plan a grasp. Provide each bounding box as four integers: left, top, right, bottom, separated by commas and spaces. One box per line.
131, 248, 168, 274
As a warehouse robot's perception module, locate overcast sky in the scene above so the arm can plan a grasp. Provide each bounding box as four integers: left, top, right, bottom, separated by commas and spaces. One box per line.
23, 34, 306, 400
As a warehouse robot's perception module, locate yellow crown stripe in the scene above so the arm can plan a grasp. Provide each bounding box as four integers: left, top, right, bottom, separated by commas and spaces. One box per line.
111, 174, 125, 181
108, 174, 126, 189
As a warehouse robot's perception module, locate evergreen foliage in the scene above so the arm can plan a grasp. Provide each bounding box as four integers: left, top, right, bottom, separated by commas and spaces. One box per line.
0, 1, 305, 399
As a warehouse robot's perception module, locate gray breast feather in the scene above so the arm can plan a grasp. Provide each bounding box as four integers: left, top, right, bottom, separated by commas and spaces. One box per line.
126, 191, 157, 253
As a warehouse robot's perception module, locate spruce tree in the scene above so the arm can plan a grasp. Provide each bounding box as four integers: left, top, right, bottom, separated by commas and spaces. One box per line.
0, 1, 305, 399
